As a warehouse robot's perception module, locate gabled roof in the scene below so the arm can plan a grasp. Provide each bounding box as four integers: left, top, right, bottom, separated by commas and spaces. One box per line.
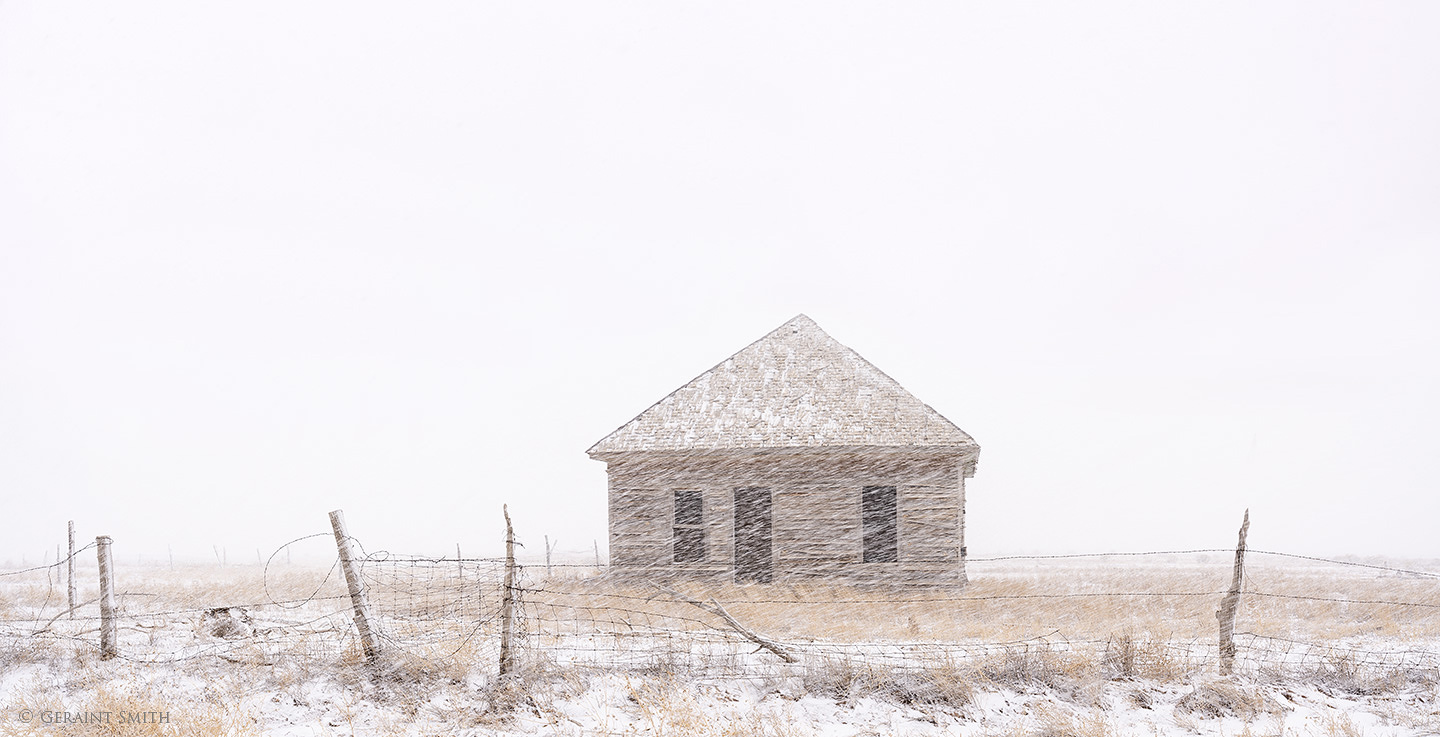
587, 315, 979, 457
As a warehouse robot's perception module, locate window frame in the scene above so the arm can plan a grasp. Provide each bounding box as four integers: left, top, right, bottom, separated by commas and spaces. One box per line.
861, 485, 899, 563
672, 489, 706, 563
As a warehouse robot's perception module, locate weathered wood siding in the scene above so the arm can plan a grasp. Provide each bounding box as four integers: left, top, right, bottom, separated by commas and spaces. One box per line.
774, 484, 859, 563
898, 483, 960, 563
607, 483, 669, 567
603, 449, 972, 584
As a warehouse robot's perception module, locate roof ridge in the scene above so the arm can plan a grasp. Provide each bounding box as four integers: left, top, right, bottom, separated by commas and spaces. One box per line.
583, 315, 808, 456
816, 324, 969, 445
588, 315, 978, 456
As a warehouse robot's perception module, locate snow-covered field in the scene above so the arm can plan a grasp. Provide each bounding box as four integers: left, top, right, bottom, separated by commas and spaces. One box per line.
2, 555, 1437, 735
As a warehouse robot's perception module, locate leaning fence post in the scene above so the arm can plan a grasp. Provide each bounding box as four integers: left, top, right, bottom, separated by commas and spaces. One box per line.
67, 521, 76, 620
329, 509, 380, 662
499, 505, 517, 677
96, 535, 117, 659
1217, 509, 1250, 676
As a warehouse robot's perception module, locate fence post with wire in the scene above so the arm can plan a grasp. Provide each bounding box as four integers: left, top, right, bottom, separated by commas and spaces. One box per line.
329, 509, 380, 662
96, 534, 117, 660
499, 505, 517, 677
1217, 508, 1249, 676
1, 508, 1436, 690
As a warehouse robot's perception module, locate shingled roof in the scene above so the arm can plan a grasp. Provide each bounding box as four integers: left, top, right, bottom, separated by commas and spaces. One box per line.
587, 315, 979, 457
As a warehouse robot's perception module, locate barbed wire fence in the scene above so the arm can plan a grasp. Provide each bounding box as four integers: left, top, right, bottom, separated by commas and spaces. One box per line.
502, 511, 1440, 690
1, 509, 1437, 695
510, 580, 1440, 688
0, 514, 510, 671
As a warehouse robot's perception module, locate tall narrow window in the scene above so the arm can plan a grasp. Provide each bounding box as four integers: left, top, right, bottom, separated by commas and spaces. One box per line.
733, 487, 773, 583
673, 489, 705, 563
862, 485, 898, 563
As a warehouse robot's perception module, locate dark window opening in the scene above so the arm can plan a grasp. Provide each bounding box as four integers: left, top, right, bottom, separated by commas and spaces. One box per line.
674, 489, 703, 526
673, 489, 705, 563
862, 485, 898, 563
733, 487, 773, 583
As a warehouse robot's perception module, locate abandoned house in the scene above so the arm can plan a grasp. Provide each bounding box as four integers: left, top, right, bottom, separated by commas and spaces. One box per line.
587, 314, 980, 585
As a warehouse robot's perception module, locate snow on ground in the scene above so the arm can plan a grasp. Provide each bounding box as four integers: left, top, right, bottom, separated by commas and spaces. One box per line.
3, 558, 1438, 735
2, 638, 1438, 736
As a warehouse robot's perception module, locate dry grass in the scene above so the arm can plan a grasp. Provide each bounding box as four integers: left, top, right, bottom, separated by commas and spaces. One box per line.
8, 555, 1436, 658
975, 645, 1088, 692
514, 557, 1440, 700
1100, 630, 1189, 681
1301, 652, 1440, 696
0, 563, 350, 637
1317, 712, 1368, 737
801, 657, 976, 707
1025, 704, 1118, 737
527, 557, 1440, 645
1174, 678, 1284, 721
616, 674, 818, 737
0, 559, 504, 683
2, 554, 1436, 735
111, 564, 351, 610
2, 673, 261, 737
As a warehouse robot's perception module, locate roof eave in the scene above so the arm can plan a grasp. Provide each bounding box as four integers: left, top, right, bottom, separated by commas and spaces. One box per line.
588, 443, 980, 463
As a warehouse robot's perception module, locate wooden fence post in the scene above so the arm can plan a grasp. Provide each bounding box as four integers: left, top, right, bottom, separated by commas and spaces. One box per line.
67, 521, 76, 620
545, 535, 553, 577
1217, 509, 1249, 676
96, 535, 117, 660
329, 509, 380, 662
499, 505, 516, 677
593, 539, 601, 569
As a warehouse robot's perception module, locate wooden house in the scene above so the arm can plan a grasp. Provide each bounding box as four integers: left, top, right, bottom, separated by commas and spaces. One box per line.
587, 315, 980, 585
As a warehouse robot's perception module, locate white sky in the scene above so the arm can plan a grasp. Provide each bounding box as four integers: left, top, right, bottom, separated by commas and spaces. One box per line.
2, 2, 1437, 565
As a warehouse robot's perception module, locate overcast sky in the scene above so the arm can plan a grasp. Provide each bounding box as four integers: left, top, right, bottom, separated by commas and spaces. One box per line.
2, 2, 1437, 566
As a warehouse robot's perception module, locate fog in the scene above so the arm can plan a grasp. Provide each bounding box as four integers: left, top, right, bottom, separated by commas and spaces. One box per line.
2, 2, 1437, 565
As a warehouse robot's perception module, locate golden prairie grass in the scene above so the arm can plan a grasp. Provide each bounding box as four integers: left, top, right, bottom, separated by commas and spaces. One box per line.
1313, 712, 1368, 737
1, 674, 260, 737
113, 565, 351, 610
1025, 703, 1118, 737
1174, 679, 1283, 721
514, 558, 1440, 700
0, 557, 1400, 735
0, 564, 351, 629
11, 556, 1435, 649
617, 675, 817, 737
528, 559, 1440, 646
3, 554, 1435, 732
0, 571, 74, 615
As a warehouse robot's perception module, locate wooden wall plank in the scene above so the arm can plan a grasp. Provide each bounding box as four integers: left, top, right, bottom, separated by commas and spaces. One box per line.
602, 450, 971, 581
